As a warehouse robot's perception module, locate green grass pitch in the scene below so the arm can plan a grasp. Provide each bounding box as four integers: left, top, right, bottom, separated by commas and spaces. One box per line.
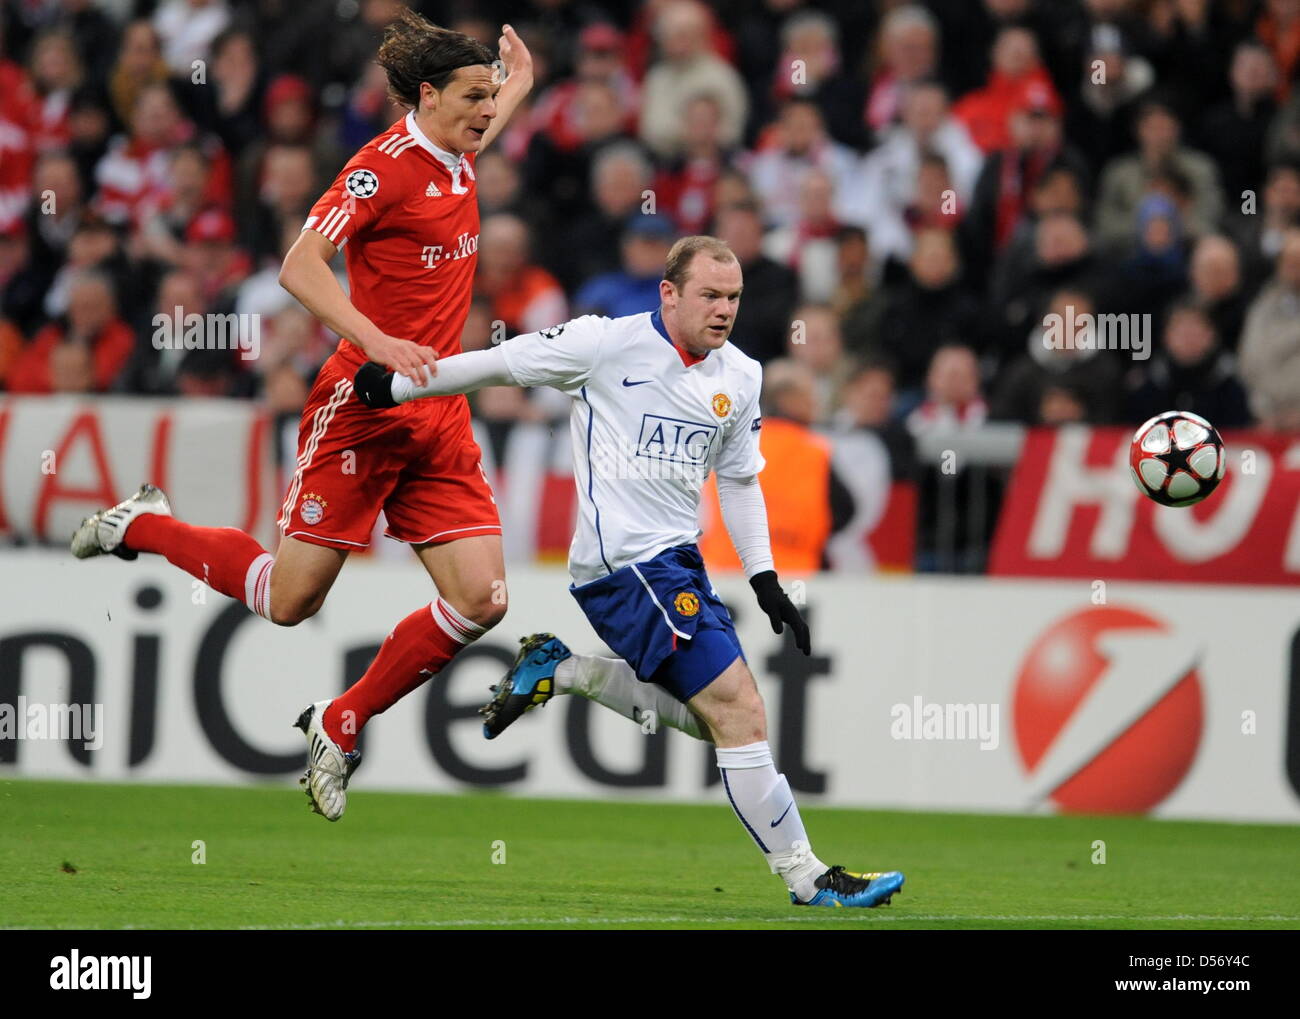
2, 779, 1297, 930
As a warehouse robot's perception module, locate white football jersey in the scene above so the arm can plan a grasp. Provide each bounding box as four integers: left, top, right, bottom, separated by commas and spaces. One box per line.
499, 310, 765, 584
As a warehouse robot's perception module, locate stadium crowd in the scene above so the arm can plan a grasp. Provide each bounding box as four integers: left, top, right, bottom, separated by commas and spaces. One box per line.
3, 0, 1300, 487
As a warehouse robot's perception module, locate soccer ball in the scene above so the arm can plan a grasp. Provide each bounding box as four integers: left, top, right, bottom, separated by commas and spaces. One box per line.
1129, 411, 1226, 507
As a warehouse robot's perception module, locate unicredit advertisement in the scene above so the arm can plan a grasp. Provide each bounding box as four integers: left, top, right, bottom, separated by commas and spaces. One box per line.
2, 552, 1297, 823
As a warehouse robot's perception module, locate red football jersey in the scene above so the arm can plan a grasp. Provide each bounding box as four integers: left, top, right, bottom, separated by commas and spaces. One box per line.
305, 111, 481, 369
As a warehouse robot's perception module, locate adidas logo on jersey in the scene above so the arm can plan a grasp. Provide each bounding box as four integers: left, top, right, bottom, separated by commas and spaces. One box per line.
426, 181, 441, 197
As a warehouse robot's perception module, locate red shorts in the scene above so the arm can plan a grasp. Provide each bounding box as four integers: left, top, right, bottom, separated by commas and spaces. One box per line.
277, 354, 501, 550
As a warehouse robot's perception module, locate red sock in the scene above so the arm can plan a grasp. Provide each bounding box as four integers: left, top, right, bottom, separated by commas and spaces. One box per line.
325, 598, 486, 752
126, 515, 275, 619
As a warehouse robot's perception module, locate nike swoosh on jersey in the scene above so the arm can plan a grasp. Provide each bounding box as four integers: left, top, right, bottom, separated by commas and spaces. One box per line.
622, 377, 653, 387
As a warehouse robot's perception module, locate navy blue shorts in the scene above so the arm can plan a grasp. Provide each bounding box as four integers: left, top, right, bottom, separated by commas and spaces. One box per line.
569, 544, 744, 702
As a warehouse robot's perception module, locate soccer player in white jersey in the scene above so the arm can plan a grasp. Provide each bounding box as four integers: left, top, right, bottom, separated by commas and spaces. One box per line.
351, 236, 904, 908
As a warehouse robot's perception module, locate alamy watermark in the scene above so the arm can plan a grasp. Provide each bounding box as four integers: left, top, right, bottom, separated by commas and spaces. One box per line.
1042, 306, 1151, 361
152, 308, 260, 361
890, 696, 999, 750
0, 698, 103, 750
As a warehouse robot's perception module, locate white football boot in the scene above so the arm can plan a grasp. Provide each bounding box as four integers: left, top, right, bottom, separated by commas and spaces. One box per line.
294, 700, 362, 822
70, 483, 172, 561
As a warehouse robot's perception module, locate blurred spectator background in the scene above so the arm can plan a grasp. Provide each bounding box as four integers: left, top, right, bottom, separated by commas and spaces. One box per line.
2, 0, 1298, 572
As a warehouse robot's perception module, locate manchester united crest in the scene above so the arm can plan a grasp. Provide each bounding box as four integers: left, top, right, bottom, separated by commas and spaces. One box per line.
711, 392, 732, 418
674, 591, 700, 617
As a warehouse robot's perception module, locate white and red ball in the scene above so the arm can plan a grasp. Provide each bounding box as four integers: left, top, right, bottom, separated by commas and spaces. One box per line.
1128, 411, 1226, 507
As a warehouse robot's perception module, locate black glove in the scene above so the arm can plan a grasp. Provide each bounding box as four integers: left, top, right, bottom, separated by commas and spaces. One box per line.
353, 361, 398, 408
749, 570, 810, 655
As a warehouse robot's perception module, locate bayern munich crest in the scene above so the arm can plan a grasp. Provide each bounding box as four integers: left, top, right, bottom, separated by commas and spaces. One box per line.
345, 169, 379, 199
299, 493, 327, 525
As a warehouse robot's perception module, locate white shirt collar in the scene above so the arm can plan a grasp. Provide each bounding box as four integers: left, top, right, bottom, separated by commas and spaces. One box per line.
404, 110, 462, 170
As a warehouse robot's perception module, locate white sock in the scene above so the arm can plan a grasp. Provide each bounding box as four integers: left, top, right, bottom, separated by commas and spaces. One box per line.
715, 741, 828, 902
243, 553, 274, 621
555, 655, 708, 741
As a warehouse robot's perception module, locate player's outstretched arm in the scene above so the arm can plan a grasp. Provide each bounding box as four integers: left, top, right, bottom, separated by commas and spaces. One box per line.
353, 347, 519, 407
279, 229, 438, 384
717, 474, 811, 656
480, 25, 533, 152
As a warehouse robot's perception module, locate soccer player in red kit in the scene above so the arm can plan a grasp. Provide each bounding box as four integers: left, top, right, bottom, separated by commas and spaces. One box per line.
70, 11, 534, 820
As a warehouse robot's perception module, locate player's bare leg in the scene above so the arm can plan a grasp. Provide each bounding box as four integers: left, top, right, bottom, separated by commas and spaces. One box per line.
267, 536, 349, 625
689, 657, 904, 907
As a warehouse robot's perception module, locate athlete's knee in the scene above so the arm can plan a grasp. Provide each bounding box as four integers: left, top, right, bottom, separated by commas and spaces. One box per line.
446, 586, 508, 631
694, 671, 766, 744
268, 586, 327, 626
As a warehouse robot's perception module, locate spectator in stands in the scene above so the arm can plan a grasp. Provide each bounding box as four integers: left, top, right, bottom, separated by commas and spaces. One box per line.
831, 224, 876, 323
65, 88, 113, 198
108, 20, 169, 129
242, 142, 316, 262
952, 25, 1061, 155
7, 270, 132, 393
526, 79, 629, 224
555, 141, 653, 290
1095, 96, 1225, 253
43, 214, 137, 330
1065, 22, 1156, 180
25, 151, 86, 282
181, 207, 249, 309
1188, 235, 1248, 351
1232, 159, 1300, 292
991, 211, 1106, 363
182, 26, 262, 158
991, 287, 1123, 425
574, 214, 676, 319
0, 222, 45, 338
1112, 193, 1190, 321
1127, 299, 1252, 428
847, 81, 982, 260
476, 149, 549, 239
152, 0, 231, 76
476, 213, 567, 336
906, 344, 989, 435
1201, 40, 1279, 216
745, 98, 858, 231
699, 358, 854, 573
95, 82, 230, 230
652, 95, 735, 236
963, 82, 1090, 291
1239, 227, 1300, 429
786, 303, 850, 421
528, 23, 639, 156
864, 4, 940, 135
712, 200, 798, 364
132, 144, 213, 266
28, 29, 82, 153
762, 168, 841, 303
862, 228, 985, 399
833, 358, 916, 481
1256, 0, 1300, 103
639, 0, 748, 159
765, 9, 868, 151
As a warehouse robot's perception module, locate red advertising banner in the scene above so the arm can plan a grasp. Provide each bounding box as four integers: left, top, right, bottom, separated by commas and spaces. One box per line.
990, 426, 1300, 585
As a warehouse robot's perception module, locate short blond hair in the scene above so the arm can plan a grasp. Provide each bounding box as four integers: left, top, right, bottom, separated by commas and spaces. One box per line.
664, 235, 737, 290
